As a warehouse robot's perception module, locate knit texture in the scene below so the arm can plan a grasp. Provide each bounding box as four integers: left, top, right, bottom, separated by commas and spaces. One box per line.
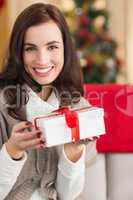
0, 86, 93, 200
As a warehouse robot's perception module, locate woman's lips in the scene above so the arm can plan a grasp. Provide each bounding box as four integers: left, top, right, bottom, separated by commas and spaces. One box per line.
33, 66, 54, 77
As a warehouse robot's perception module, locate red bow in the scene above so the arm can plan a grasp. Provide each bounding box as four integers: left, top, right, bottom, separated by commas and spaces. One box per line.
34, 107, 80, 142
53, 107, 80, 142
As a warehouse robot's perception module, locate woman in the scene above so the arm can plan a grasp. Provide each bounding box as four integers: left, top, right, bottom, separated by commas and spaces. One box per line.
0, 3, 96, 200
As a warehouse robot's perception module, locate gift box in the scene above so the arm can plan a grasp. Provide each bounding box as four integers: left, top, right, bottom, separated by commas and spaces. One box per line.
34, 106, 105, 147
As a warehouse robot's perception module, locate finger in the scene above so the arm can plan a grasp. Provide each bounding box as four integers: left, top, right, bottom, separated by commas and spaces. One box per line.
74, 138, 93, 145
16, 130, 42, 141
93, 136, 99, 140
80, 137, 98, 144
13, 121, 33, 132
34, 142, 46, 149
23, 138, 45, 149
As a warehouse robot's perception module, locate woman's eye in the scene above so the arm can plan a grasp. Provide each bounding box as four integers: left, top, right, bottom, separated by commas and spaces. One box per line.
24, 47, 36, 51
48, 46, 58, 50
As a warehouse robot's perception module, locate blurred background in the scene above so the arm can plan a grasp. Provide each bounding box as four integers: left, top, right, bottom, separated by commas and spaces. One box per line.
1, 2, 133, 199
0, 0, 133, 84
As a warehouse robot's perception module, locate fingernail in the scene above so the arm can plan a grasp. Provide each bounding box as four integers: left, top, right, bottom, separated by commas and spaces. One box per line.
88, 137, 93, 141
36, 131, 41, 138
25, 121, 32, 126
40, 144, 45, 149
93, 136, 99, 140
40, 139, 45, 144
86, 138, 92, 142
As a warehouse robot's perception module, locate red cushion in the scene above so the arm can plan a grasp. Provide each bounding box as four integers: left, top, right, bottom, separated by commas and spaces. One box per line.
84, 84, 133, 152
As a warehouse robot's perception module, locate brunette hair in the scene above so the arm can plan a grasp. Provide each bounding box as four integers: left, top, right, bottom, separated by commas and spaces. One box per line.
0, 3, 84, 113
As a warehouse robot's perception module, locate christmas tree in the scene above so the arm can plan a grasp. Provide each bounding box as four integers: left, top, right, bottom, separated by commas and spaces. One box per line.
63, 0, 122, 83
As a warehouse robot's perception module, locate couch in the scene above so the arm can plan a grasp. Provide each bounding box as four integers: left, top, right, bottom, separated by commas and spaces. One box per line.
80, 84, 133, 200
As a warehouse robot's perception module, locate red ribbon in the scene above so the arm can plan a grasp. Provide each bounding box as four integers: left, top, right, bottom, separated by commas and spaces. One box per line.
53, 107, 80, 142
34, 107, 80, 142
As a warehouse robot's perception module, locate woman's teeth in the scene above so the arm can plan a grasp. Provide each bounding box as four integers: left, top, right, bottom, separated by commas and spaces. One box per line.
34, 66, 53, 74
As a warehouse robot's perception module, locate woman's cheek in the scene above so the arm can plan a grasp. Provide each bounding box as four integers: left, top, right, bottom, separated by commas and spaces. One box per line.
55, 52, 64, 65
23, 53, 29, 65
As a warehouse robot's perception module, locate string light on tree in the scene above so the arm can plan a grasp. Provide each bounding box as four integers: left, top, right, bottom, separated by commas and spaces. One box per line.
64, 0, 122, 83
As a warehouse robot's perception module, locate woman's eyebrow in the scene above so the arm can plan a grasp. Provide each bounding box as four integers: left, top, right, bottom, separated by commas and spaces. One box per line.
24, 41, 61, 47
24, 41, 60, 47
24, 43, 36, 47
46, 41, 60, 46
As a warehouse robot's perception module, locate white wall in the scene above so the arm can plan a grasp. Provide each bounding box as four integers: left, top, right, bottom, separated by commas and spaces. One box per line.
124, 0, 133, 84
107, 0, 133, 83
0, 1, 9, 71
8, 0, 62, 31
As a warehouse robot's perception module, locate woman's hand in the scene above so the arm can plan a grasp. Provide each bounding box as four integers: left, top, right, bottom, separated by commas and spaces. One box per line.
64, 138, 97, 162
64, 142, 85, 163
5, 121, 45, 160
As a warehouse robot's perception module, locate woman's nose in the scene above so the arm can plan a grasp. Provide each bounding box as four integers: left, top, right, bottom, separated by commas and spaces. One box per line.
36, 50, 50, 65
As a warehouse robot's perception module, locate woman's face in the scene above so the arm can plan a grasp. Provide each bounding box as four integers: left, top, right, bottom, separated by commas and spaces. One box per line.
23, 21, 64, 85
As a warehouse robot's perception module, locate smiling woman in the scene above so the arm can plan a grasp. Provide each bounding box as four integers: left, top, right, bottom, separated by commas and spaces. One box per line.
23, 21, 64, 86
0, 3, 96, 200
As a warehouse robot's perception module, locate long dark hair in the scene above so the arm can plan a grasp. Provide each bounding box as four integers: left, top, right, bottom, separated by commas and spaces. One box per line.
0, 3, 84, 116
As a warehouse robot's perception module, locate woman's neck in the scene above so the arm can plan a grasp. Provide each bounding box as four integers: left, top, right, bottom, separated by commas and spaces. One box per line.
37, 86, 52, 101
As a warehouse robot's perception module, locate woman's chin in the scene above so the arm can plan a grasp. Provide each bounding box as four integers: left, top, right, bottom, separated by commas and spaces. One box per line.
34, 77, 54, 86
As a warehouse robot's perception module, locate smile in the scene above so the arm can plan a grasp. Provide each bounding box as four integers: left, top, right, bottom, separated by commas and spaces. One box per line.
33, 66, 54, 76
